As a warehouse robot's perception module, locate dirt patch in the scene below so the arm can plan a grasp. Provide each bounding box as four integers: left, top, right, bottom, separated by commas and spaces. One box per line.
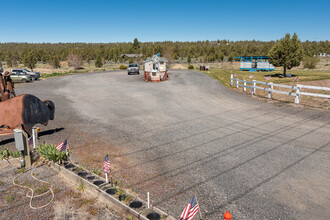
0, 163, 122, 219
60, 61, 69, 67
170, 64, 188, 70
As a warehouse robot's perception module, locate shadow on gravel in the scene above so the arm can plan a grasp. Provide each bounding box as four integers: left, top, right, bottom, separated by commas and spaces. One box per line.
38, 127, 65, 137
0, 137, 14, 145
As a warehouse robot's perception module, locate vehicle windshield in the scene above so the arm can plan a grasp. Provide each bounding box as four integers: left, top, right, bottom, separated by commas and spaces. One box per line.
129, 64, 138, 67
23, 69, 31, 72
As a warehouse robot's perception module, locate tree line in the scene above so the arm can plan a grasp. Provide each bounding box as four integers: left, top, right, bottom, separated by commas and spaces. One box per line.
0, 38, 329, 69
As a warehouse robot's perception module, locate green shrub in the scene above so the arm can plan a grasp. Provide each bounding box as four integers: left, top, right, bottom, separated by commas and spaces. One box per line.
36, 144, 67, 162
188, 65, 194, 69
0, 147, 10, 160
119, 65, 127, 70
10, 151, 21, 158
92, 169, 101, 176
303, 56, 320, 69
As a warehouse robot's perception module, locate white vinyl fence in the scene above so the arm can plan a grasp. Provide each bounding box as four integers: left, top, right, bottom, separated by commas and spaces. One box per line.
230, 74, 330, 104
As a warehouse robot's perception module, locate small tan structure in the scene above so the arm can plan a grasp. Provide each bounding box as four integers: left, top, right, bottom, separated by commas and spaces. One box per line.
143, 55, 168, 82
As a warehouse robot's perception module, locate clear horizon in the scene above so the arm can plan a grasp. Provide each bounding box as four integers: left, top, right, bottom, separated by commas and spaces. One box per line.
1, 0, 329, 43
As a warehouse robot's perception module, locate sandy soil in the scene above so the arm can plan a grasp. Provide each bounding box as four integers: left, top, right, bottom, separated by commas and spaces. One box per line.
0, 161, 122, 219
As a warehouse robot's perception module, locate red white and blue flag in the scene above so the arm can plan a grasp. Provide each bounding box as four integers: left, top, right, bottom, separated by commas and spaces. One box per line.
179, 195, 199, 220
56, 139, 68, 152
103, 154, 110, 174
293, 76, 299, 82
249, 74, 254, 79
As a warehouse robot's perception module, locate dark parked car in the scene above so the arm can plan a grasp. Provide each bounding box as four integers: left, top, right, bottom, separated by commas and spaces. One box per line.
127, 63, 139, 75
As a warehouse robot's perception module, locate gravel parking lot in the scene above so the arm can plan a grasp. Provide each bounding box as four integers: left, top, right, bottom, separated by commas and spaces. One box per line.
1, 70, 329, 219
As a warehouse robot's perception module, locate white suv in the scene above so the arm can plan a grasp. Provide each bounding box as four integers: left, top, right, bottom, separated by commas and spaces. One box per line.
127, 63, 139, 75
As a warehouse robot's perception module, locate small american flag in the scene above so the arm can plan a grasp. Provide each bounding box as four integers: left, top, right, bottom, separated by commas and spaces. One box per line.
265, 76, 271, 80
56, 139, 68, 152
179, 195, 199, 220
234, 74, 238, 77
293, 76, 299, 82
103, 154, 110, 174
249, 74, 254, 79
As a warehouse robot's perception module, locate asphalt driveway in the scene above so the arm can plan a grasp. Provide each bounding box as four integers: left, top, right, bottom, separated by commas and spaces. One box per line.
2, 70, 329, 219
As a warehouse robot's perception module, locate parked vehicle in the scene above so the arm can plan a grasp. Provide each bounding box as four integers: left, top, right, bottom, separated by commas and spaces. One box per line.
10, 71, 32, 83
11, 68, 40, 80
127, 63, 139, 75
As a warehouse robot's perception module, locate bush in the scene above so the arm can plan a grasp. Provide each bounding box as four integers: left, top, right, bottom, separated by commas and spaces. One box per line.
188, 65, 194, 69
119, 65, 127, 70
303, 56, 320, 69
10, 151, 21, 158
36, 144, 67, 162
0, 147, 10, 160
95, 56, 103, 68
67, 53, 83, 70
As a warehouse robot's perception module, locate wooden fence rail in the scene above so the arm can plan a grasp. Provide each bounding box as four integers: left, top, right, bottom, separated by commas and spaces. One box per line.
230, 74, 330, 104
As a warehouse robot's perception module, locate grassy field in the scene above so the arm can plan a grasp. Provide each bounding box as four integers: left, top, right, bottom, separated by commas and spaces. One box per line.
203, 67, 330, 87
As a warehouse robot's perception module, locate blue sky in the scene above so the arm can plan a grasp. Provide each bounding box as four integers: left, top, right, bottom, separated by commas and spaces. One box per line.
1, 0, 329, 43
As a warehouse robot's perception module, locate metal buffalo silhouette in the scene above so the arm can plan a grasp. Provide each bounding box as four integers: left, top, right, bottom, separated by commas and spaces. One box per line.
0, 94, 55, 135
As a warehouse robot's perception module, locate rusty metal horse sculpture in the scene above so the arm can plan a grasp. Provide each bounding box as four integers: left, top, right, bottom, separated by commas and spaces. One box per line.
0, 73, 55, 135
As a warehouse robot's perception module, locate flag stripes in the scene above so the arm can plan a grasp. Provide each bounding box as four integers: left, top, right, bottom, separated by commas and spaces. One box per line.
104, 154, 110, 174
179, 195, 199, 220
56, 139, 68, 152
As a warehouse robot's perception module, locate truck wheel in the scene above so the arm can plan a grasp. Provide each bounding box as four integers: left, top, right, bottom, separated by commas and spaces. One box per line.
31, 76, 36, 81
22, 79, 27, 83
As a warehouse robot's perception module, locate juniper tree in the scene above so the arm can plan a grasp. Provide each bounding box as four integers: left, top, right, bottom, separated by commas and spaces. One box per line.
268, 33, 303, 76
95, 56, 103, 67
23, 50, 38, 71
132, 38, 140, 51
49, 55, 61, 69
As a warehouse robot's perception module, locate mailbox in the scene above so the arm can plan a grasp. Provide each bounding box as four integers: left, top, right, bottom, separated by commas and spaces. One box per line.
14, 129, 26, 151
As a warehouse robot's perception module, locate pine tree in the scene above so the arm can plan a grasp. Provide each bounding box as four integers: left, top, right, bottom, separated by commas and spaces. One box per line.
132, 38, 140, 51
95, 56, 103, 67
5, 55, 13, 67
49, 55, 61, 69
23, 50, 38, 71
268, 33, 303, 76
187, 54, 192, 64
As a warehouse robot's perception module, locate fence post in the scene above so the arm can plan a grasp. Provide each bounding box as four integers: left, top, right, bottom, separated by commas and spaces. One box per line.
236, 78, 239, 89
295, 85, 301, 104
243, 76, 246, 92
230, 74, 233, 86
252, 80, 256, 95
268, 82, 273, 99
